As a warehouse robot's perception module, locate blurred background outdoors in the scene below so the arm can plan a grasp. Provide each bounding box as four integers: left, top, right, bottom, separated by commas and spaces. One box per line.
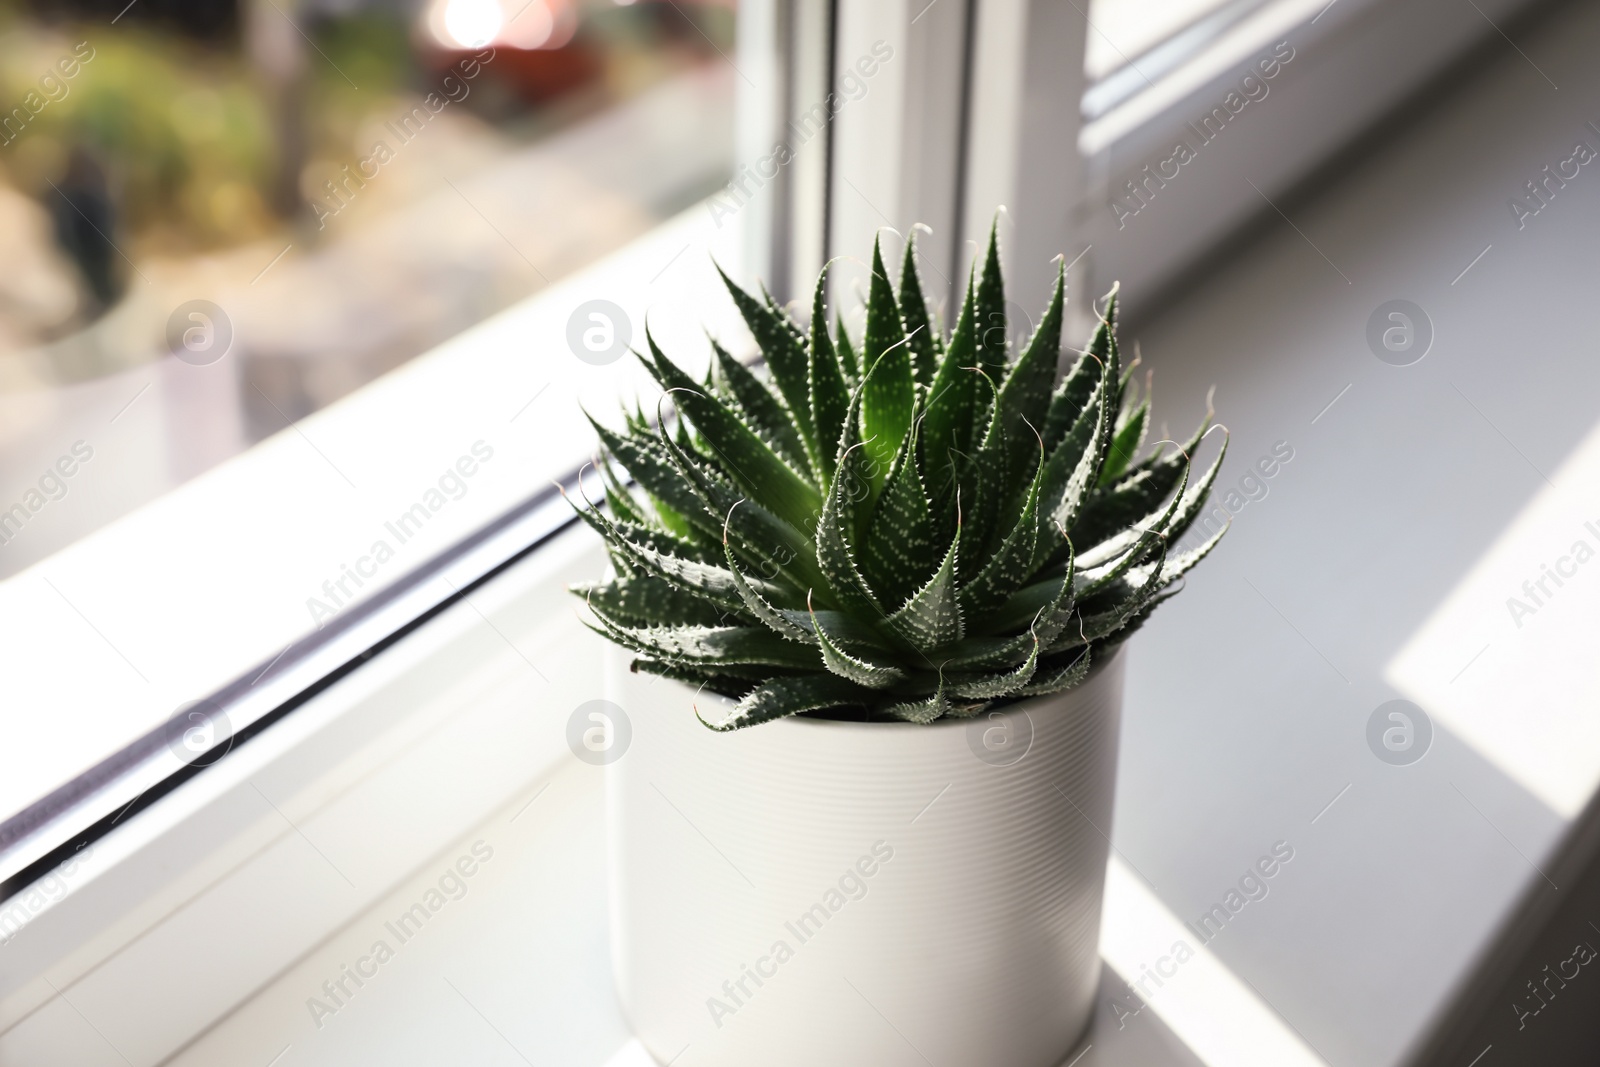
0, 0, 736, 578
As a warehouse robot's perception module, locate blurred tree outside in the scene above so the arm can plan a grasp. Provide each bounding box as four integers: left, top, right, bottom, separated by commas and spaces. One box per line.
0, 0, 731, 366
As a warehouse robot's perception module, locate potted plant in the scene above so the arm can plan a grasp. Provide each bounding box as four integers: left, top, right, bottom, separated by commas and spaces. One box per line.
574, 224, 1226, 1067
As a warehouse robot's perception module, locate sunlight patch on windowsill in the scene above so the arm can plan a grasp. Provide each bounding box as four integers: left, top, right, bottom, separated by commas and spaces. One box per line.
1385, 419, 1600, 819
1100, 857, 1326, 1066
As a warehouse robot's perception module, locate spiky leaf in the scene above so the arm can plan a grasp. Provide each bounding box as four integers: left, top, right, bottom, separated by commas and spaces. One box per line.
860, 237, 915, 486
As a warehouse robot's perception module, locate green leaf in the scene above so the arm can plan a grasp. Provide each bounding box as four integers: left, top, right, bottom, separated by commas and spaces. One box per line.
883, 673, 974, 724
974, 219, 1008, 380
595, 454, 651, 529
899, 235, 939, 388
780, 607, 888, 648
954, 379, 1006, 575
809, 595, 905, 689
959, 438, 1044, 618
589, 417, 720, 541
1054, 548, 1168, 653
710, 337, 809, 476
938, 631, 1037, 672
1135, 516, 1228, 595
809, 262, 851, 483
654, 421, 825, 594
948, 630, 1038, 699
1016, 648, 1092, 697
951, 545, 1072, 659
836, 311, 859, 381
573, 504, 760, 615
700, 674, 871, 731
642, 332, 823, 532
978, 571, 1067, 636
1040, 359, 1112, 557
723, 538, 813, 642
1100, 399, 1148, 485
629, 658, 760, 698
883, 535, 963, 650
815, 434, 886, 620
921, 268, 979, 512
717, 265, 817, 459
761, 282, 806, 344
860, 237, 915, 486
587, 604, 821, 669
993, 261, 1065, 475
1086, 285, 1121, 383
1040, 350, 1100, 455
863, 422, 936, 606
574, 577, 729, 629
1151, 427, 1230, 545
1075, 457, 1191, 572
1075, 529, 1162, 600
1074, 464, 1182, 552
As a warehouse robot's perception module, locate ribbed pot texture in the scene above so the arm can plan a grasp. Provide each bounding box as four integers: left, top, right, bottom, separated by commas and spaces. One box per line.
605, 649, 1124, 1067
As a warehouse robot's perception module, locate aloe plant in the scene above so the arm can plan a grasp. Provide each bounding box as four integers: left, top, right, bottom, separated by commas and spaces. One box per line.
573, 224, 1227, 730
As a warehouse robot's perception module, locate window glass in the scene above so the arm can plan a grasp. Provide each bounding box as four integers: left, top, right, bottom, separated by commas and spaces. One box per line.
0, 0, 735, 580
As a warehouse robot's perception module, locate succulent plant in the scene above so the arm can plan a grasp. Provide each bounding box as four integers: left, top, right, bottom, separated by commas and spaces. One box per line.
573, 224, 1227, 730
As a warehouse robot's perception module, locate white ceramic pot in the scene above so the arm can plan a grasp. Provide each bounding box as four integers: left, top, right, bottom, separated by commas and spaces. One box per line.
605, 648, 1124, 1067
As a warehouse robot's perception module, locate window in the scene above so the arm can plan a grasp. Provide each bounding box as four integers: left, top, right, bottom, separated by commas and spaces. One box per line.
0, 0, 734, 580
0, 0, 736, 868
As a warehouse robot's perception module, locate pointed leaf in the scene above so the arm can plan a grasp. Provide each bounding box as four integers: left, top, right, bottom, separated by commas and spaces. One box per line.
629, 658, 762, 697
1075, 458, 1192, 572
1152, 428, 1230, 545
718, 264, 817, 458
954, 378, 1006, 575
1075, 529, 1162, 600
595, 454, 651, 529
814, 378, 889, 619
809, 262, 850, 482
884, 535, 963, 650
654, 421, 826, 594
574, 504, 766, 614
815, 439, 885, 620
710, 337, 809, 474
899, 236, 939, 388
642, 333, 822, 532
589, 417, 720, 540
1039, 358, 1112, 560
1100, 400, 1148, 485
883, 673, 974, 724
959, 439, 1044, 618
700, 674, 871, 731
1016, 648, 1092, 697
974, 220, 1008, 379
810, 595, 905, 689
921, 268, 979, 510
574, 577, 729, 629
836, 311, 859, 380
948, 631, 1038, 699
860, 237, 915, 485
724, 539, 813, 642
863, 423, 936, 605
586, 606, 821, 669
1040, 350, 1099, 452
1053, 548, 1169, 653
993, 261, 1065, 475
1139, 516, 1228, 594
